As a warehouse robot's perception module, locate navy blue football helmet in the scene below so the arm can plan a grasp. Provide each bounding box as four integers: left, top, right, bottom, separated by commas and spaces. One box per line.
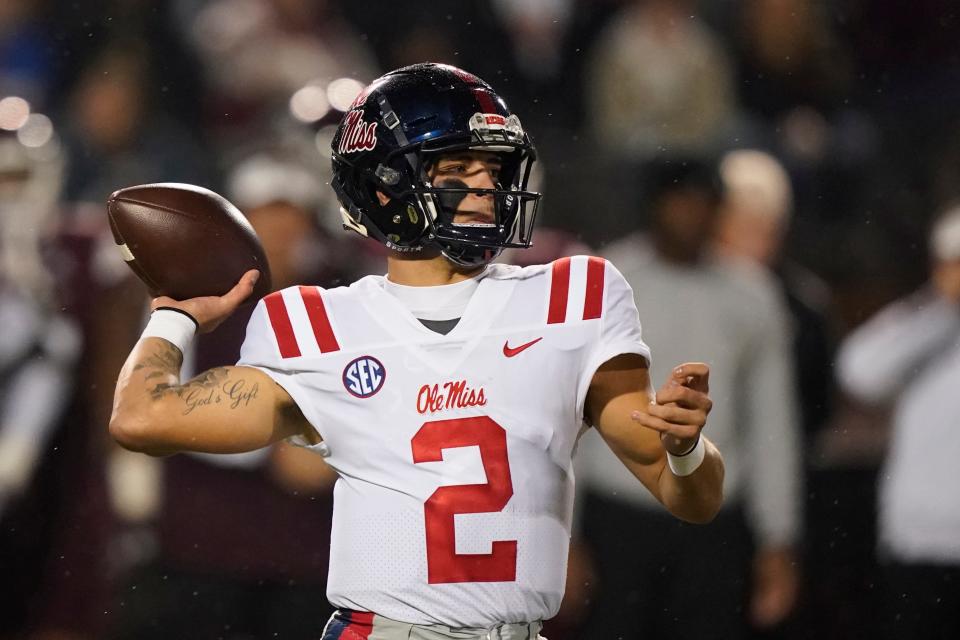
330, 63, 541, 267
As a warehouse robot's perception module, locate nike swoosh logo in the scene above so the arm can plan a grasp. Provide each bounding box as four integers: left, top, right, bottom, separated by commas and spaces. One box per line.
503, 337, 543, 357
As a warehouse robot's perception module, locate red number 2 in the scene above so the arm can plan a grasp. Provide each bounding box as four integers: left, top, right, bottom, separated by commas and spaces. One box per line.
411, 416, 517, 584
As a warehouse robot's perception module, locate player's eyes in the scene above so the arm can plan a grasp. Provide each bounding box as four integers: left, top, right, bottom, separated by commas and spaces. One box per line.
434, 161, 500, 181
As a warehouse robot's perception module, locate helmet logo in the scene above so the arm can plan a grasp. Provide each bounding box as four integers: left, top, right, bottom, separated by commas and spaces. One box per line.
468, 113, 524, 149
338, 110, 378, 154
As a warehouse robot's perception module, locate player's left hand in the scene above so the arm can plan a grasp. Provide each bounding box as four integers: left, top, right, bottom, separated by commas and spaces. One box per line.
630, 362, 712, 456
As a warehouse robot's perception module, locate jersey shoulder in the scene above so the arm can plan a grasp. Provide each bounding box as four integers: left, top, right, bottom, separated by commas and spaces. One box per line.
239, 281, 361, 368
493, 255, 632, 325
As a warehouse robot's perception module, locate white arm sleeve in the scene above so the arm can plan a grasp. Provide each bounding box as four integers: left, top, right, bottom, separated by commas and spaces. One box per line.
837, 288, 960, 404
742, 287, 803, 547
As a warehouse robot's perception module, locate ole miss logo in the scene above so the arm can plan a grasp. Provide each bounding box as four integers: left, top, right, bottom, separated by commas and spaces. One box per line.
416, 379, 487, 414
338, 110, 378, 154
343, 355, 386, 398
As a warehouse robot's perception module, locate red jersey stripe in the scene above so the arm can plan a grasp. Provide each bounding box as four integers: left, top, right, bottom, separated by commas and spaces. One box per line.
583, 257, 606, 320
299, 286, 340, 353
547, 257, 571, 324
263, 292, 301, 358
344, 611, 374, 639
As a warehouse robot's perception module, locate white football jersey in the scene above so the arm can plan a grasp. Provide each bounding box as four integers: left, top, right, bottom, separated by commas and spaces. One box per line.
236, 256, 649, 627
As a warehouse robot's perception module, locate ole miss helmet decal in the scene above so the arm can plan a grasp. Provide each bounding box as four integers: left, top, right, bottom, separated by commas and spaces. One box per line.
343, 355, 386, 398
337, 110, 378, 154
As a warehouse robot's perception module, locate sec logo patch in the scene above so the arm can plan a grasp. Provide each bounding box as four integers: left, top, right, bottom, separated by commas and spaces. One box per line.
342, 355, 386, 398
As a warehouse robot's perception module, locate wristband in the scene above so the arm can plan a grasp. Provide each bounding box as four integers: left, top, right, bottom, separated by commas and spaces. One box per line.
666, 436, 706, 477
140, 308, 198, 355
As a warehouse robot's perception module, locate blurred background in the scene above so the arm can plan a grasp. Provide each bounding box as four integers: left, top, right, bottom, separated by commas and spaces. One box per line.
1, 0, 959, 638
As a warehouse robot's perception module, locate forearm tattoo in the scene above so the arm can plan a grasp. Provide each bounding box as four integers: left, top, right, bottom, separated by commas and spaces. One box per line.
132, 341, 260, 415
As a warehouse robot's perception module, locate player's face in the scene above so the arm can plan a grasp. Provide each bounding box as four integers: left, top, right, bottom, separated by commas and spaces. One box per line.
429, 150, 502, 224
715, 205, 783, 266
654, 188, 720, 260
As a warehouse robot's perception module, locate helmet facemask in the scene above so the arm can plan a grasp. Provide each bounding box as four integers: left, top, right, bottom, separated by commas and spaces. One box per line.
391, 115, 540, 267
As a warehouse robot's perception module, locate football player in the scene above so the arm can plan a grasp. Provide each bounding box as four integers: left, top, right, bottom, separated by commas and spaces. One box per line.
109, 63, 724, 639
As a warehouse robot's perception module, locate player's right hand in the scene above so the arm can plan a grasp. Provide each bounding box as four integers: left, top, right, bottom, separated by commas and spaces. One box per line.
150, 269, 259, 333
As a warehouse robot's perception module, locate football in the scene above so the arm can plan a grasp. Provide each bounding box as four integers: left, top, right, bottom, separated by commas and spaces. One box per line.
107, 183, 272, 302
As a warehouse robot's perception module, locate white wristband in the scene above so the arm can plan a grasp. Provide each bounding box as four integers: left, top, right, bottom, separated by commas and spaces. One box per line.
666, 436, 706, 477
140, 308, 197, 355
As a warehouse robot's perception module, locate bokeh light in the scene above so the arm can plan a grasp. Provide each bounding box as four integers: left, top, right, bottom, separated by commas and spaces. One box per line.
0, 96, 31, 131
16, 113, 54, 148
289, 85, 330, 123
326, 78, 365, 112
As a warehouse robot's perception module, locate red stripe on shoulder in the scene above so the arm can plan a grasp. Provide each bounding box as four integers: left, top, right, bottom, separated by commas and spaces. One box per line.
263, 291, 301, 358
299, 286, 340, 353
547, 257, 572, 324
583, 256, 606, 320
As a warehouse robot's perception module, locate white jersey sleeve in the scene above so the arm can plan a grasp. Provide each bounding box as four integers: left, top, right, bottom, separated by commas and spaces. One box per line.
236, 286, 338, 445
571, 258, 651, 421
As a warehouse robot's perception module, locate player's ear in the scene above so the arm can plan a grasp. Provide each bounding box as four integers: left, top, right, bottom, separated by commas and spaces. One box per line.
376, 191, 390, 206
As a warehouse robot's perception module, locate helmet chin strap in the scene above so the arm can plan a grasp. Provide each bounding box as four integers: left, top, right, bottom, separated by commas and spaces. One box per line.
440, 244, 501, 268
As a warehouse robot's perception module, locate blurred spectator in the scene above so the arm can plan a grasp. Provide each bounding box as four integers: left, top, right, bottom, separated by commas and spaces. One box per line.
0, 131, 77, 518
0, 129, 84, 636
837, 204, 960, 640
716, 149, 843, 636
0, 124, 135, 638
491, 0, 572, 82
577, 157, 802, 638
190, 0, 378, 139
43, 1, 207, 135
716, 149, 835, 440
60, 39, 211, 204
733, 0, 850, 165
18, 201, 141, 640
584, 0, 735, 159
107, 147, 379, 639
734, 0, 850, 123
0, 0, 55, 107
726, 1, 874, 288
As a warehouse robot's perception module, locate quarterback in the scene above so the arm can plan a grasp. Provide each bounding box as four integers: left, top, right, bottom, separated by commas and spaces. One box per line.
110, 64, 724, 639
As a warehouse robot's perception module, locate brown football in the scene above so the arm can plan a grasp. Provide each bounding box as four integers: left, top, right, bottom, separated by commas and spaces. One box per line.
107, 183, 272, 302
